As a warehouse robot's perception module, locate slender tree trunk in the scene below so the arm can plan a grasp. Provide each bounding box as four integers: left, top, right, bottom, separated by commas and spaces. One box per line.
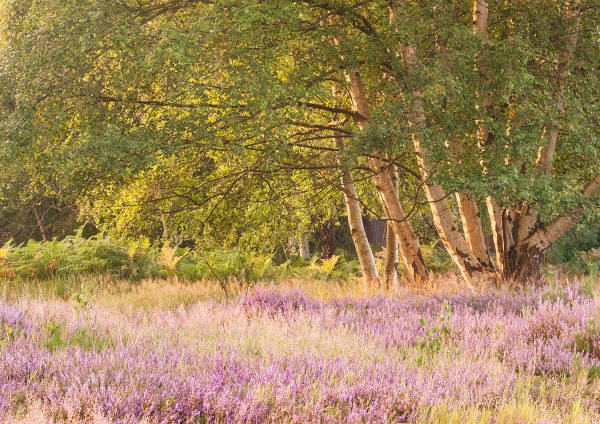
345, 69, 428, 283
383, 166, 399, 289
320, 220, 336, 259
383, 222, 399, 290
298, 234, 310, 260
486, 197, 505, 272
401, 45, 491, 284
32, 204, 49, 242
455, 193, 492, 269
335, 136, 379, 283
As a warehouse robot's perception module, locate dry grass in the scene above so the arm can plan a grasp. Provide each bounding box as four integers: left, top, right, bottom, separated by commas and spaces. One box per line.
93, 273, 484, 310
2, 269, 598, 311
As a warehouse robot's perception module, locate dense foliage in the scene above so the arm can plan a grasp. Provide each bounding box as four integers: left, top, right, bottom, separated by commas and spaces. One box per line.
0, 233, 369, 283
0, 0, 598, 283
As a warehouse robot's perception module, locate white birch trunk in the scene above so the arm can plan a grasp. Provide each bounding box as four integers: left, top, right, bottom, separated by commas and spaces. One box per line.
345, 69, 429, 282
455, 193, 493, 269
486, 196, 505, 272
335, 136, 379, 283
298, 234, 310, 260
383, 222, 399, 290
401, 45, 488, 283
382, 165, 399, 289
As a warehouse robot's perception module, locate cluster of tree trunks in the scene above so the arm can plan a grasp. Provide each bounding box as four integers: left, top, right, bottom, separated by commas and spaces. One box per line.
329, 0, 598, 286
3, 0, 597, 290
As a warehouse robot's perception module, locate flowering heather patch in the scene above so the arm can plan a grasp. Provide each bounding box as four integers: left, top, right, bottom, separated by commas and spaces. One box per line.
1, 285, 599, 423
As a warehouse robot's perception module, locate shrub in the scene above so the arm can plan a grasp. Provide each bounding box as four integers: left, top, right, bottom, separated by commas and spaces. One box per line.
0, 232, 159, 280
0, 232, 361, 284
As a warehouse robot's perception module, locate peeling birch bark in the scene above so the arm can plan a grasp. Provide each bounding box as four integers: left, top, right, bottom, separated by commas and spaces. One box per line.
456, 193, 492, 269
401, 44, 488, 283
345, 69, 428, 283
335, 135, 379, 283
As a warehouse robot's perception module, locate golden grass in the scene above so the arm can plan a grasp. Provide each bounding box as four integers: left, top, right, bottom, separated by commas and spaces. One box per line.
2, 269, 597, 311
91, 273, 482, 310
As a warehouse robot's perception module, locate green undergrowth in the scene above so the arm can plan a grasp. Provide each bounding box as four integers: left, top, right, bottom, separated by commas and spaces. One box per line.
0, 232, 365, 285
44, 321, 114, 352
0, 233, 596, 300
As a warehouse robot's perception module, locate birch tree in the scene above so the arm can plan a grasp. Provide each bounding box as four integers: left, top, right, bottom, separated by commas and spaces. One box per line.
1, 0, 598, 285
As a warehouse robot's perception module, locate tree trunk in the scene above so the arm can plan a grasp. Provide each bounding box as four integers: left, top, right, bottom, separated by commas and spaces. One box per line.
401, 44, 491, 284
503, 206, 543, 282
320, 220, 336, 259
500, 208, 519, 277
486, 197, 505, 272
384, 165, 399, 290
508, 174, 599, 281
455, 193, 492, 269
372, 161, 429, 282
298, 234, 310, 260
335, 136, 379, 283
383, 165, 399, 289
32, 204, 49, 242
511, 251, 543, 282
383, 222, 399, 290
423, 181, 491, 282
345, 69, 428, 283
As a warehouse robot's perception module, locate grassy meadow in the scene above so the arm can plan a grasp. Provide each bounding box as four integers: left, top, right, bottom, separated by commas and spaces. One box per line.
0, 271, 599, 423
0, 237, 599, 422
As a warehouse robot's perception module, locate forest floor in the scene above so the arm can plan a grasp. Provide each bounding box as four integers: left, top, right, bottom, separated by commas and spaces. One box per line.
0, 276, 599, 423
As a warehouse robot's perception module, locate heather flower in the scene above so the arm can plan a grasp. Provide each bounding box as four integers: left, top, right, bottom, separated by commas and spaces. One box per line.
0, 284, 598, 422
